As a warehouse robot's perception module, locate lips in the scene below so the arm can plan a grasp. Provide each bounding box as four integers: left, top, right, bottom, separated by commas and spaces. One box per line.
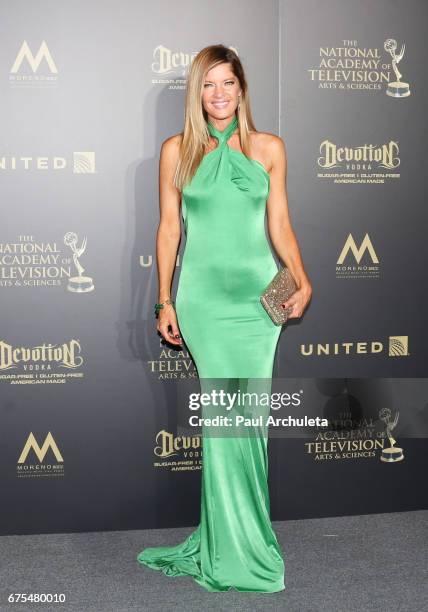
212, 101, 229, 108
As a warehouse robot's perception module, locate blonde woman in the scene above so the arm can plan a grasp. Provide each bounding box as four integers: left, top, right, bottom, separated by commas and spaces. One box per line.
137, 44, 312, 592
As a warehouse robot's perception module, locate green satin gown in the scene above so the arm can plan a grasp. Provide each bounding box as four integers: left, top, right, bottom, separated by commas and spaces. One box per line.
137, 114, 285, 592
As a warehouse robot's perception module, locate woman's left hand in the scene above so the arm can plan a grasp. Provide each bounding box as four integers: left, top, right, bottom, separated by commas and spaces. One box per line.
281, 284, 312, 319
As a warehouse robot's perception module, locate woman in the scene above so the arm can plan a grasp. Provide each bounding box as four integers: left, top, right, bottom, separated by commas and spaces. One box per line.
137, 44, 312, 592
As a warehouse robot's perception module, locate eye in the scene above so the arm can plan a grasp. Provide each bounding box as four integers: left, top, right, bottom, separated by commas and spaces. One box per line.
225, 80, 235, 85
203, 83, 213, 88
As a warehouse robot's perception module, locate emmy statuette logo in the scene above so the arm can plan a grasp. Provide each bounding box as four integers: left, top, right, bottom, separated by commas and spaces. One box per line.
64, 232, 95, 293
384, 39, 411, 98
379, 408, 404, 462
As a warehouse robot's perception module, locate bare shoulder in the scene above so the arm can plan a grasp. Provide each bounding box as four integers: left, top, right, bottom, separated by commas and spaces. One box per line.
249, 130, 286, 172
158, 134, 183, 192
160, 132, 183, 167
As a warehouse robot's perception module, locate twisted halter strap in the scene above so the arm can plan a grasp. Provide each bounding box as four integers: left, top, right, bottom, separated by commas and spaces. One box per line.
207, 115, 238, 147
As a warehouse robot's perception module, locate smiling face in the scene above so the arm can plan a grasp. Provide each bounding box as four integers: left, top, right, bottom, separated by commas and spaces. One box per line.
202, 62, 242, 124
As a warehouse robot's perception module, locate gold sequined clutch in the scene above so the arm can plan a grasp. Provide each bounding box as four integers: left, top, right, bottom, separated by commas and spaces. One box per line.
260, 265, 297, 325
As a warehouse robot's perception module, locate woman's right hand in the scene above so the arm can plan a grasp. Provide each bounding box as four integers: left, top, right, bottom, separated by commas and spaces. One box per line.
156, 304, 182, 346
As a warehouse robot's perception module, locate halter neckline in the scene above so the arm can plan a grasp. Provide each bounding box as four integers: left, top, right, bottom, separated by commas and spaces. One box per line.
207, 115, 238, 144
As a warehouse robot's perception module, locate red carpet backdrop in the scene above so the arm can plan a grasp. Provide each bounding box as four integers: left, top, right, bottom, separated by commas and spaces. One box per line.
1, 0, 427, 535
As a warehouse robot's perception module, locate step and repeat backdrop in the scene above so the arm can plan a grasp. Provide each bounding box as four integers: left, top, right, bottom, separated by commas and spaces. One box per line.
1, 0, 427, 535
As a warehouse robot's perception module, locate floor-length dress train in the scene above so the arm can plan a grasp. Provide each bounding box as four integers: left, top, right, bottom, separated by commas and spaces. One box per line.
137, 115, 285, 592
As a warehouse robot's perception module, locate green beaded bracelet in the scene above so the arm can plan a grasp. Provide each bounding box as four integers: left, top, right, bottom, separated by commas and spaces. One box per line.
154, 298, 175, 315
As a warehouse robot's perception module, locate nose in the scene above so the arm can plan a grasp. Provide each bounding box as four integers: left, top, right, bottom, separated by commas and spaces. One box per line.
213, 85, 226, 97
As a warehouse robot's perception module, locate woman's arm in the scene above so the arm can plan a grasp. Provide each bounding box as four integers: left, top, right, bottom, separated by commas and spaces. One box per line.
265, 135, 312, 318
156, 135, 183, 345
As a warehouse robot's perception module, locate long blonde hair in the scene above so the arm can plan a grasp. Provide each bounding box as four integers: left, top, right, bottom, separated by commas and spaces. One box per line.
174, 44, 257, 192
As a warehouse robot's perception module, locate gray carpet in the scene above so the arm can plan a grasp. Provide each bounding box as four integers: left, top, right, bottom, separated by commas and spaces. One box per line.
1, 511, 427, 611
